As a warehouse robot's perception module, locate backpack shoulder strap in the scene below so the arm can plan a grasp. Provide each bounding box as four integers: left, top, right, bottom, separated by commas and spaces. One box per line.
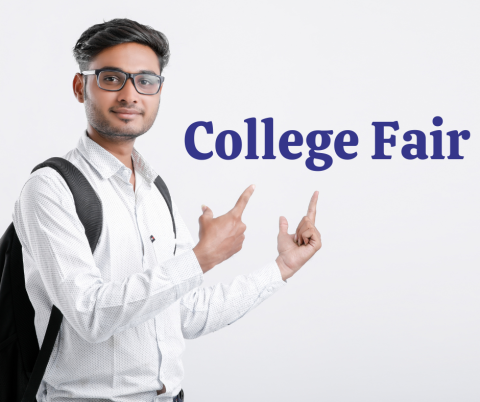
21, 157, 102, 402
32, 157, 103, 253
153, 175, 177, 255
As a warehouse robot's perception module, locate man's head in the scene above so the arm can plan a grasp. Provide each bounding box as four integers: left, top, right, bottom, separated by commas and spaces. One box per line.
72, 19, 170, 143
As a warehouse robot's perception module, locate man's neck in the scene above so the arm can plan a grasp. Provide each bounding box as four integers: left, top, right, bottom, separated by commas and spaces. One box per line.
86, 125, 135, 170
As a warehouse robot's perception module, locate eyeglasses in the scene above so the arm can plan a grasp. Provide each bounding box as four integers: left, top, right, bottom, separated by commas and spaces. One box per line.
82, 68, 165, 95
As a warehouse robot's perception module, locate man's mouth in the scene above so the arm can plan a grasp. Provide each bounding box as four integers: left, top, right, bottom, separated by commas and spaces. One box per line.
111, 108, 142, 120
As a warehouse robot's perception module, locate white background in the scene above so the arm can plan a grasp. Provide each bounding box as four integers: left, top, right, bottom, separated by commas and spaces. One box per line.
1, 1, 479, 401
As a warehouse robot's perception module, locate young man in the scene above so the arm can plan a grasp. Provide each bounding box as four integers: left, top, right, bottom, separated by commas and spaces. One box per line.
12, 18, 322, 402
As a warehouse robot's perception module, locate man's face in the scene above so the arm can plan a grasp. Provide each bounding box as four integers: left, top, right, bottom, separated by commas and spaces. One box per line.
79, 42, 162, 142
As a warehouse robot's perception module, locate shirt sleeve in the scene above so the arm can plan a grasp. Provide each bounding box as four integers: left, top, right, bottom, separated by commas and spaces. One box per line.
12, 170, 204, 344
170, 201, 287, 340
180, 262, 286, 339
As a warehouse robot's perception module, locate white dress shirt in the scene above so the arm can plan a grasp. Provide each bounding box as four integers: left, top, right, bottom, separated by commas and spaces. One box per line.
12, 131, 286, 402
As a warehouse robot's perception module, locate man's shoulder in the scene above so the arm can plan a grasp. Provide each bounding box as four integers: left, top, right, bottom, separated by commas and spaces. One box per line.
27, 147, 98, 186
12, 148, 87, 251
19, 167, 71, 206
17, 148, 92, 201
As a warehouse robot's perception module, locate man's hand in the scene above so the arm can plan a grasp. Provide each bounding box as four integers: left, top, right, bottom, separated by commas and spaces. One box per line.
276, 191, 322, 281
193, 185, 255, 273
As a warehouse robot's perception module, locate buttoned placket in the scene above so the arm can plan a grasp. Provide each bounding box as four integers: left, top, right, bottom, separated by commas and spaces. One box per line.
128, 163, 168, 392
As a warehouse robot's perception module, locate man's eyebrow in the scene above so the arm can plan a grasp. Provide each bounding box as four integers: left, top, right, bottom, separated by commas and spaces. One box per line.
99, 66, 159, 75
139, 69, 159, 75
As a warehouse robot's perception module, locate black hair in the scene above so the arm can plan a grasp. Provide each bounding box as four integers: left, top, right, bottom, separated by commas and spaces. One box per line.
73, 18, 170, 73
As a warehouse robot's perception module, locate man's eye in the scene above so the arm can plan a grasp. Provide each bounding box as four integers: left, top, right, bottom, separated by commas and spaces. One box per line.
103, 76, 120, 82
139, 79, 153, 85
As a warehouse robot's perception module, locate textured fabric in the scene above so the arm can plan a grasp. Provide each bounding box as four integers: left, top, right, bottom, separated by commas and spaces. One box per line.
12, 131, 287, 402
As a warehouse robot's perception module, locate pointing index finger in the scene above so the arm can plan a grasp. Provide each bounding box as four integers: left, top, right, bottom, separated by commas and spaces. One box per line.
306, 191, 319, 222
231, 184, 255, 217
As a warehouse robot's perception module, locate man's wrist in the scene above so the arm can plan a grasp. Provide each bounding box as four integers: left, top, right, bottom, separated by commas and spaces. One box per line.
275, 256, 292, 282
193, 244, 214, 274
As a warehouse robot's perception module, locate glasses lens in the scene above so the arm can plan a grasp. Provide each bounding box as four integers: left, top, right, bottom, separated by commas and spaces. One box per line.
98, 71, 126, 90
134, 74, 161, 94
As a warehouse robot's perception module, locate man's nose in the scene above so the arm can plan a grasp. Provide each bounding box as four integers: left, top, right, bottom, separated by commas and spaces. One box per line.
116, 77, 138, 103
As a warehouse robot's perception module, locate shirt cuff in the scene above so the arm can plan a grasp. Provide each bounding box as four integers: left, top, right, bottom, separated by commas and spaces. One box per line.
161, 249, 204, 298
251, 260, 287, 297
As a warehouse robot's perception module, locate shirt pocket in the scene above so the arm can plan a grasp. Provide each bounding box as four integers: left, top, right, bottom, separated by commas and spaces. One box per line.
150, 233, 176, 264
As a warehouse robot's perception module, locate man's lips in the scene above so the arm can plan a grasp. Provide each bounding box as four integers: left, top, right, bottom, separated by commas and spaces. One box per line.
111, 108, 142, 120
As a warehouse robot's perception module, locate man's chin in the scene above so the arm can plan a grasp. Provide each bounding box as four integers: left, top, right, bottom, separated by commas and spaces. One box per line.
96, 125, 148, 142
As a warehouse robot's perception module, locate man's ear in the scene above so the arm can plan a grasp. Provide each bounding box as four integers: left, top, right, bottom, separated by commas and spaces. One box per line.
73, 73, 85, 103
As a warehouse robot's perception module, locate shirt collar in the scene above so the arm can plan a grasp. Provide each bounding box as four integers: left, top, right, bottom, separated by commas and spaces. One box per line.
131, 146, 157, 183
76, 131, 158, 183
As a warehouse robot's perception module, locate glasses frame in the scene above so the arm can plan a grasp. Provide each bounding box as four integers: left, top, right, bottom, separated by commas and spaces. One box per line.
82, 68, 165, 95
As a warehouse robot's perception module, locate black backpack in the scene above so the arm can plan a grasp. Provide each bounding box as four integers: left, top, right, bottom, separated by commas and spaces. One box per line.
0, 157, 176, 402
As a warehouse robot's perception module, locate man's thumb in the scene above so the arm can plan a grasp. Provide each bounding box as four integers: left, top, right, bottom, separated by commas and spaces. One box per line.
201, 205, 213, 220
279, 216, 288, 234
